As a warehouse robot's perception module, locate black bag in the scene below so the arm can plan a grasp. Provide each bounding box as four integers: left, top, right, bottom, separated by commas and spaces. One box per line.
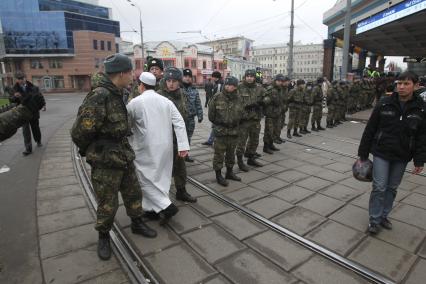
352, 158, 373, 182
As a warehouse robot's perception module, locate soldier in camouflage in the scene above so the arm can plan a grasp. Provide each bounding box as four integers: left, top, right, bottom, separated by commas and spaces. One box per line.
311, 78, 325, 131
158, 67, 197, 203
326, 81, 338, 128
300, 81, 314, 134
263, 74, 285, 154
287, 79, 305, 138
236, 69, 264, 171
208, 76, 243, 186
148, 58, 165, 92
279, 77, 290, 133
70, 54, 157, 261
0, 94, 45, 141
182, 68, 203, 162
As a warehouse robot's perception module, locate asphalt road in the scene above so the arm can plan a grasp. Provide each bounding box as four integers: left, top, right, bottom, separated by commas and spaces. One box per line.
0, 93, 85, 284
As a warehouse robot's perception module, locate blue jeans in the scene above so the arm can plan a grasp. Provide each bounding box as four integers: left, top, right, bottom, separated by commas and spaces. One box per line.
369, 156, 407, 224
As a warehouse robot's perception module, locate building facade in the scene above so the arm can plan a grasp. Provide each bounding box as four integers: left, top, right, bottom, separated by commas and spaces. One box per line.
225, 56, 257, 81
198, 36, 254, 59
133, 41, 227, 85
0, 0, 120, 93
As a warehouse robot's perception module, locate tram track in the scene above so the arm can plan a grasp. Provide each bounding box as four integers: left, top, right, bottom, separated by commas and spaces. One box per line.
71, 132, 423, 284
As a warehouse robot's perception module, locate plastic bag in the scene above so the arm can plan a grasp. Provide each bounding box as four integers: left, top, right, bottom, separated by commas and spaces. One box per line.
352, 158, 373, 182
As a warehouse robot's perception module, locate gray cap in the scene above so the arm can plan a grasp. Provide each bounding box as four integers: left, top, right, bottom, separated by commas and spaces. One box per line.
224, 76, 239, 87
164, 67, 182, 81
274, 74, 285, 81
104, 53, 133, 74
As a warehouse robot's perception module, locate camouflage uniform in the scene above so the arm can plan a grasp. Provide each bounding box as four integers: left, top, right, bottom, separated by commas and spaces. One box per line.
280, 87, 289, 130
326, 84, 338, 127
183, 84, 203, 144
158, 87, 189, 190
300, 85, 314, 130
311, 84, 324, 129
236, 81, 263, 157
0, 105, 33, 142
287, 86, 304, 133
208, 90, 243, 170
263, 82, 282, 146
71, 73, 142, 233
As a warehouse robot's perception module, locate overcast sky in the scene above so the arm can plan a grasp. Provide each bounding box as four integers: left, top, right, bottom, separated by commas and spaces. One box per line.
98, 0, 339, 45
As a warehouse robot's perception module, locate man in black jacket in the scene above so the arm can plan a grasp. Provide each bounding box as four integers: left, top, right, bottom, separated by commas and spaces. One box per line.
11, 72, 46, 156
358, 71, 426, 234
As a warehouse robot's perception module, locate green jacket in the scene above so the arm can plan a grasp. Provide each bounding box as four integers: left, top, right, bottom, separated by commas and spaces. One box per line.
303, 86, 315, 106
312, 85, 323, 106
238, 81, 264, 121
288, 86, 304, 107
158, 88, 189, 122
0, 105, 32, 142
208, 90, 243, 136
71, 73, 135, 168
263, 83, 282, 118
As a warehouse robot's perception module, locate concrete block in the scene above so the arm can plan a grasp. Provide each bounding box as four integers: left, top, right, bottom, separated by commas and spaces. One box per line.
295, 176, 333, 192
212, 211, 267, 240
273, 185, 315, 204
320, 184, 362, 202
246, 196, 293, 219
297, 193, 345, 217
191, 196, 233, 217
390, 203, 426, 230
168, 206, 211, 234
272, 206, 326, 235
274, 170, 309, 183
250, 176, 290, 193
225, 187, 268, 205
38, 207, 94, 235
329, 204, 369, 232
37, 195, 87, 216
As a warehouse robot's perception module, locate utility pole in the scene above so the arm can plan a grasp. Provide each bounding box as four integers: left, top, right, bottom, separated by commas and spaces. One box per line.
287, 0, 294, 78
342, 0, 351, 79
128, 1, 144, 67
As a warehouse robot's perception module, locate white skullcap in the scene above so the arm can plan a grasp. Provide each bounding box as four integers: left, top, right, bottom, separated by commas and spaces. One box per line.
139, 72, 156, 86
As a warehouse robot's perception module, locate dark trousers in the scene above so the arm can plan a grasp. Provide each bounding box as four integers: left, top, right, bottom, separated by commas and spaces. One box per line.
22, 118, 41, 151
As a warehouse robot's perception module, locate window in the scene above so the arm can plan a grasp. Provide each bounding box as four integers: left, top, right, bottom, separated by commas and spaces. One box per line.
213, 62, 218, 69
53, 76, 65, 88
30, 59, 43, 69
184, 59, 190, 68
49, 59, 62, 69
191, 59, 197, 68
107, 41, 112, 51
115, 43, 119, 53
93, 40, 98, 50
163, 59, 174, 68
100, 40, 105, 50
203, 61, 206, 69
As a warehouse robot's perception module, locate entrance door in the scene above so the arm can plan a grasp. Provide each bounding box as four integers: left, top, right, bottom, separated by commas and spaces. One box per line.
43, 77, 52, 90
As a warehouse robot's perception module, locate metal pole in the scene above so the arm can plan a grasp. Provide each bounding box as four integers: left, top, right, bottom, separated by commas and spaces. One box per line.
287, 0, 294, 78
342, 0, 351, 79
138, 8, 145, 66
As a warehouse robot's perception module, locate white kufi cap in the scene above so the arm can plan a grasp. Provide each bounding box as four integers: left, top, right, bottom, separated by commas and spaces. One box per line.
139, 72, 156, 86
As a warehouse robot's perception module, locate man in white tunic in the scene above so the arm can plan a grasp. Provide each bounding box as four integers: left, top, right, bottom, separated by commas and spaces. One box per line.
127, 72, 189, 224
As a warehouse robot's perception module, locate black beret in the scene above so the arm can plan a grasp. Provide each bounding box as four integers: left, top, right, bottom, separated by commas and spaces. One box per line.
147, 58, 164, 71
224, 76, 238, 87
183, 69, 192, 77
164, 67, 182, 81
104, 54, 133, 74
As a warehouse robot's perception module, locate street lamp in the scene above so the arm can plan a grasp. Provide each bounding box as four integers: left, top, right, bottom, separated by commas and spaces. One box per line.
127, 0, 145, 66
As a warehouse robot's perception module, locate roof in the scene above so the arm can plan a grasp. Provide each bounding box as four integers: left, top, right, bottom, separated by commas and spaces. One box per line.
135, 41, 213, 53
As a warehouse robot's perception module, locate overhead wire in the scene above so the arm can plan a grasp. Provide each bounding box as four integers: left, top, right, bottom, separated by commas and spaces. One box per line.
202, 0, 234, 30
294, 12, 324, 41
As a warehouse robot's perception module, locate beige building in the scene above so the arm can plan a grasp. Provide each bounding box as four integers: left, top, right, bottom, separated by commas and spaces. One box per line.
133, 41, 227, 84
198, 36, 254, 59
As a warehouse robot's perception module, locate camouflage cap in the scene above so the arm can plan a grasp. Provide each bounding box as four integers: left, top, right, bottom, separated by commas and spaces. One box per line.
104, 54, 132, 74
224, 76, 238, 87
164, 67, 182, 81
296, 79, 305, 86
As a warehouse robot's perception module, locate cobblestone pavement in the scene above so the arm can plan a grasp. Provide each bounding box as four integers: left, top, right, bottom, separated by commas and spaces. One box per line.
32, 91, 426, 284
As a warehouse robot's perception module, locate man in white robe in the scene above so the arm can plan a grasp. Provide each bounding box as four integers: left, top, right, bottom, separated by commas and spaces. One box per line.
127, 72, 189, 224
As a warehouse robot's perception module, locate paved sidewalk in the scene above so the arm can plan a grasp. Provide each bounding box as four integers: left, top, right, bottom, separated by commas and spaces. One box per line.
36, 121, 129, 284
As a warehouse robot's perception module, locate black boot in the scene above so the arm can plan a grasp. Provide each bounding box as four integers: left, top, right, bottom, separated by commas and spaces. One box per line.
247, 155, 263, 167
131, 217, 157, 238
317, 121, 325, 130
263, 144, 274, 154
326, 121, 333, 128
254, 152, 262, 158
237, 155, 249, 172
159, 203, 179, 225
293, 129, 302, 137
185, 156, 194, 163
98, 232, 111, 261
287, 129, 292, 139
143, 211, 160, 220
270, 143, 280, 151
311, 124, 318, 132
299, 127, 307, 134
304, 127, 311, 134
273, 138, 282, 144
225, 167, 241, 181
176, 187, 197, 203
215, 170, 228, 186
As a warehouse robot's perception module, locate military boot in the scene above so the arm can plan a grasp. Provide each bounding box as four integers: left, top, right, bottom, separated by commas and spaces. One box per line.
254, 152, 262, 158
317, 121, 325, 130
215, 170, 229, 186
299, 127, 307, 134
293, 128, 302, 137
247, 155, 263, 167
237, 155, 249, 172
176, 187, 197, 203
326, 121, 333, 128
311, 124, 318, 132
159, 203, 179, 225
270, 143, 280, 151
304, 127, 311, 134
287, 129, 292, 139
273, 138, 282, 144
131, 217, 157, 238
97, 232, 111, 261
225, 167, 241, 181
263, 144, 274, 154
